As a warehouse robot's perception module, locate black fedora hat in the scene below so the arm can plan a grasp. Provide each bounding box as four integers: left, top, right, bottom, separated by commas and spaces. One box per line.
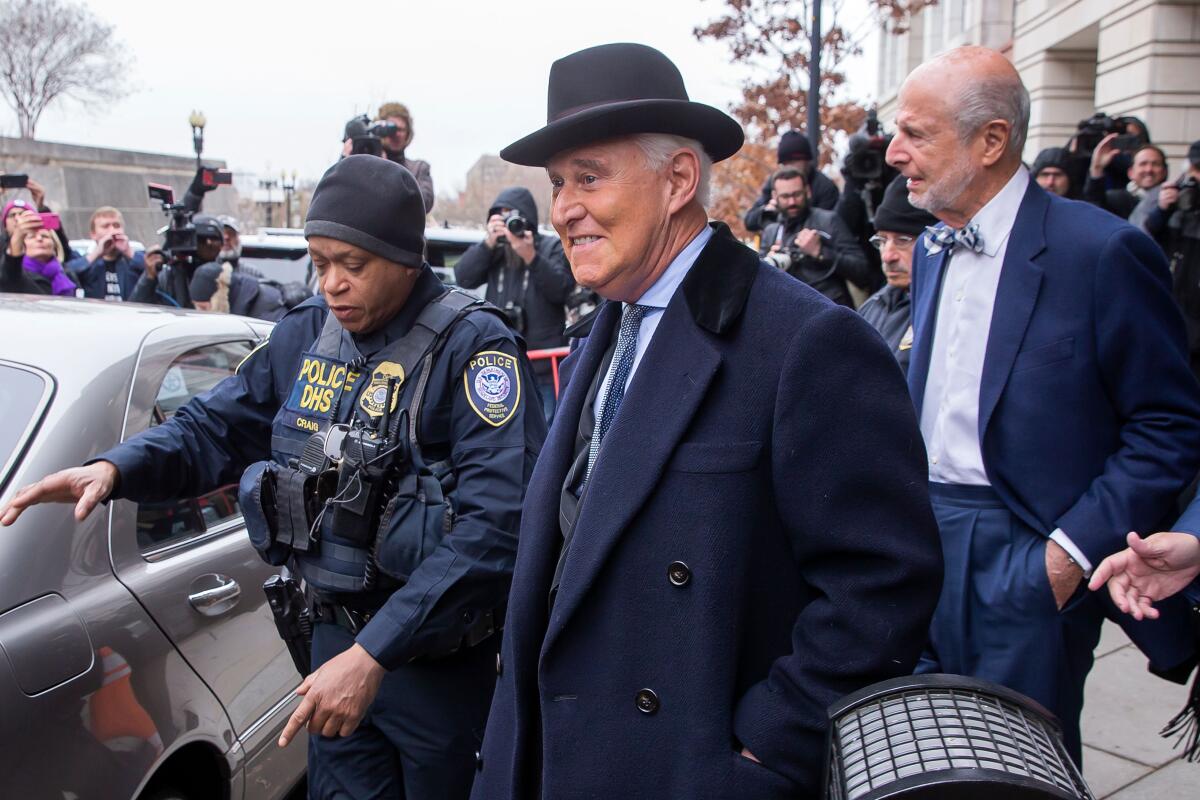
500, 43, 744, 167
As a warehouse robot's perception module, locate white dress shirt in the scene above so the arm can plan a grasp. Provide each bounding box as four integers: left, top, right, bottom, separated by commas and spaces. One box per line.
596, 225, 713, 412
919, 168, 1092, 572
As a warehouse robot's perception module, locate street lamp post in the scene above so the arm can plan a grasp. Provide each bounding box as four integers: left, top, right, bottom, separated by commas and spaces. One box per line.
281, 170, 297, 230
259, 178, 278, 227
189, 110, 207, 169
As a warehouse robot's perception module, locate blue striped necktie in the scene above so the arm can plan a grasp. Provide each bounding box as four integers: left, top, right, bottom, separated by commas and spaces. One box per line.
586, 303, 648, 482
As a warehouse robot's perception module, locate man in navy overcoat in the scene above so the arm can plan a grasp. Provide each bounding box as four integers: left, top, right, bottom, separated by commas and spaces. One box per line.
469, 43, 944, 799
890, 46, 1200, 763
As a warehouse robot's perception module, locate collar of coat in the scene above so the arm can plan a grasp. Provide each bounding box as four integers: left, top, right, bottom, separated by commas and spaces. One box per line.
563, 221, 757, 339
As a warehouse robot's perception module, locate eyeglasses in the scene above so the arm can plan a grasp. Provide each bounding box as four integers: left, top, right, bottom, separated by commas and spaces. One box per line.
869, 234, 917, 251
775, 191, 807, 202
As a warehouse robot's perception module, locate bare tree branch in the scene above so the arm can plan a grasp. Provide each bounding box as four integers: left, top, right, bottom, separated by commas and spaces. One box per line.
0, 0, 131, 138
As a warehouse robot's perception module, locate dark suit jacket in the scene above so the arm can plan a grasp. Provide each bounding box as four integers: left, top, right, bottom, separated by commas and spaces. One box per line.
908, 182, 1200, 671
471, 223, 943, 799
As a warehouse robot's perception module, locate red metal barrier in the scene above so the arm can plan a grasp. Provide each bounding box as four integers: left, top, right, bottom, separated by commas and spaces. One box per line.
527, 346, 571, 398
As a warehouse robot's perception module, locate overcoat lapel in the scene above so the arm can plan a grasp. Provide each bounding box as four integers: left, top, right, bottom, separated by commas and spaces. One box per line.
978, 184, 1048, 439
907, 240, 949, 416
539, 223, 755, 657
541, 297, 720, 655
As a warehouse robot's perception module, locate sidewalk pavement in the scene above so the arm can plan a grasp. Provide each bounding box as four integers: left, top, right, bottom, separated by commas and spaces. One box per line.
1081, 621, 1197, 798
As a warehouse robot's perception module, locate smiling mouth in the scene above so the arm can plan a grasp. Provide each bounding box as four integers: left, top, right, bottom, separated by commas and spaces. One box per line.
570, 235, 602, 247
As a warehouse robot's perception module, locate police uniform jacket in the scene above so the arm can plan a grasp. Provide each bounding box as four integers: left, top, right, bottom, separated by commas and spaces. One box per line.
96, 265, 545, 669
471, 223, 943, 799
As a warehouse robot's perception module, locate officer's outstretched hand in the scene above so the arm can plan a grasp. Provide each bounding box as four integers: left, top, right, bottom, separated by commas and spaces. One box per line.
1088, 531, 1200, 620
278, 643, 385, 746
0, 461, 119, 526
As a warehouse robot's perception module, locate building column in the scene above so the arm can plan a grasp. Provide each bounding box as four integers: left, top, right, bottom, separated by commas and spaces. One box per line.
1017, 46, 1099, 159
1095, 0, 1200, 171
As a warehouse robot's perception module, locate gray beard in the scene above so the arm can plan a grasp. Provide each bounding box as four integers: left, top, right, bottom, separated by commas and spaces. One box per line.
909, 154, 979, 216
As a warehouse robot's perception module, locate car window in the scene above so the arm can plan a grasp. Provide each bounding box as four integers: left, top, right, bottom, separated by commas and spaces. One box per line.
0, 364, 52, 491
137, 342, 252, 553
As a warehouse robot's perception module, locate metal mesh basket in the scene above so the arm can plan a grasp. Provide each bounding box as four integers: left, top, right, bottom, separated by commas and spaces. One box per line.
825, 674, 1095, 800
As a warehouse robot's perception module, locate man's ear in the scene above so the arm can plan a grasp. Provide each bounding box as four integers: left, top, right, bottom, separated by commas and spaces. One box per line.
666, 149, 702, 214
979, 120, 1012, 167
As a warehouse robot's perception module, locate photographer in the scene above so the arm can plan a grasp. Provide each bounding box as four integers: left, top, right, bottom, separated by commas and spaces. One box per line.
187, 261, 288, 321
0, 206, 53, 294
454, 187, 573, 418
758, 167, 871, 307
1145, 140, 1200, 375
1084, 137, 1167, 224
66, 206, 146, 301
835, 113, 897, 302
341, 104, 434, 212
743, 130, 839, 232
129, 214, 224, 309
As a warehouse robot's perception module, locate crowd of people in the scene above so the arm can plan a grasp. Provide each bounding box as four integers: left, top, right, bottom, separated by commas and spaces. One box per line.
1, 40, 1199, 800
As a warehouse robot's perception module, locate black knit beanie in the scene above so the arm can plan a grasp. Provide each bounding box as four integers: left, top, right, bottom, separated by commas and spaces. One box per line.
777, 130, 814, 164
874, 174, 939, 235
304, 155, 426, 267
1031, 147, 1072, 178
188, 261, 223, 302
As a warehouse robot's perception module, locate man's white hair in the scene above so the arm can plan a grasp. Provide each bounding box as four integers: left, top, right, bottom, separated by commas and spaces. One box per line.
631, 133, 712, 207
953, 73, 1030, 158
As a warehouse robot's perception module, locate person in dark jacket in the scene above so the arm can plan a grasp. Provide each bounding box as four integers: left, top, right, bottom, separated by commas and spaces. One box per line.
377, 102, 434, 212
0, 207, 50, 294
743, 130, 840, 231
857, 175, 939, 376
1083, 139, 1167, 224
130, 214, 224, 309
1031, 147, 1076, 198
65, 206, 145, 301
454, 186, 574, 418
188, 261, 288, 321
758, 167, 873, 307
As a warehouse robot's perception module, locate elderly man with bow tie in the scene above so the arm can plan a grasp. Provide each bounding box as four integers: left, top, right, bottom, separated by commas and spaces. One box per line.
890, 45, 1200, 764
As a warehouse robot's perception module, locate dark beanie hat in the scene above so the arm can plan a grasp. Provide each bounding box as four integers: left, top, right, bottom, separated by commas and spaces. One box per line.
777, 130, 814, 164
874, 174, 939, 235
1188, 140, 1200, 169
188, 261, 223, 302
304, 155, 426, 267
1032, 147, 1072, 177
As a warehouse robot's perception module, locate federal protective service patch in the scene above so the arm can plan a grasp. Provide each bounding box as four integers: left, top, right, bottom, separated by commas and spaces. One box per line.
464, 350, 520, 427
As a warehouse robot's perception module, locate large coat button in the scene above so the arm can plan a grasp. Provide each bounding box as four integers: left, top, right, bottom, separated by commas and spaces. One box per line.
635, 688, 660, 714
668, 561, 691, 586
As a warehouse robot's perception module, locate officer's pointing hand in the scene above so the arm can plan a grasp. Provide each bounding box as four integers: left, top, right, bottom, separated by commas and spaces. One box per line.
0, 461, 118, 526
278, 643, 385, 746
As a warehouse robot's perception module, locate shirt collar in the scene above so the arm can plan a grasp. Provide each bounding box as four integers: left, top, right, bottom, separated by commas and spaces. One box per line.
630, 225, 713, 310
968, 167, 1029, 258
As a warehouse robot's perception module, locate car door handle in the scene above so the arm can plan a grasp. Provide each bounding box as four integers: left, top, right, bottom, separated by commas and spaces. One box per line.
188, 574, 241, 617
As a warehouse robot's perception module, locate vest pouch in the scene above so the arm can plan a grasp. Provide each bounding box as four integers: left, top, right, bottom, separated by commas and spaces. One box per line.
373, 472, 451, 582
238, 461, 290, 566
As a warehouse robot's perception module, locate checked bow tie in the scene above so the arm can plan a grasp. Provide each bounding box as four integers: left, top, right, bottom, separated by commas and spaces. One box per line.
924, 223, 985, 257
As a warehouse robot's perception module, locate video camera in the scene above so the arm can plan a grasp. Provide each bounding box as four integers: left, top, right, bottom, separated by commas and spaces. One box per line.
844, 109, 892, 185
148, 167, 231, 259
344, 114, 400, 157
1074, 112, 1144, 157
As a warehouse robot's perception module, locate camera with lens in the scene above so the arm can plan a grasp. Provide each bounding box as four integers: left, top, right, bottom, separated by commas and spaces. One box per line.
344, 114, 400, 157
844, 110, 892, 185
504, 210, 531, 237
1177, 175, 1199, 216
1074, 112, 1143, 157
147, 175, 228, 261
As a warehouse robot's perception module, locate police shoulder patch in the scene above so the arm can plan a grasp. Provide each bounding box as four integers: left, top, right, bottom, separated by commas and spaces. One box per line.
464, 350, 521, 427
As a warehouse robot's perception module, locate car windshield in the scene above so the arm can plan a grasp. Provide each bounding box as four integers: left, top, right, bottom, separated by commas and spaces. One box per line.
0, 365, 51, 489
238, 247, 310, 285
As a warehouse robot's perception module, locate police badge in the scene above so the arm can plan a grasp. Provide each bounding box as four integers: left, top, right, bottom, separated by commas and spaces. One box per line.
464, 350, 521, 427
359, 361, 405, 418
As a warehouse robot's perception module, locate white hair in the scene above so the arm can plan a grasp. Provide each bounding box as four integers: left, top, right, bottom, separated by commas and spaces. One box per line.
953, 74, 1030, 158
631, 133, 713, 207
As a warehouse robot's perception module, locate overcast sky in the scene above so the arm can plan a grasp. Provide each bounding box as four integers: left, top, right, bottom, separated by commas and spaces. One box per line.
10, 0, 879, 194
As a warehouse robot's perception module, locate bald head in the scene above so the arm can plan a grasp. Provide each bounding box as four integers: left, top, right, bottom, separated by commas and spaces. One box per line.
886, 46, 1029, 226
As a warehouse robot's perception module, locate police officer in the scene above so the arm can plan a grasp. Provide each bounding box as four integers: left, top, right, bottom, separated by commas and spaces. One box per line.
0, 155, 547, 800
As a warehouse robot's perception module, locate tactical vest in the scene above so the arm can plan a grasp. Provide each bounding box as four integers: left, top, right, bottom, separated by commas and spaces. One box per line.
240, 289, 503, 597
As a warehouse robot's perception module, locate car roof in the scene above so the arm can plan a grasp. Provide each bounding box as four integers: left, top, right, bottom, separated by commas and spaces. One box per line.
0, 295, 256, 375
